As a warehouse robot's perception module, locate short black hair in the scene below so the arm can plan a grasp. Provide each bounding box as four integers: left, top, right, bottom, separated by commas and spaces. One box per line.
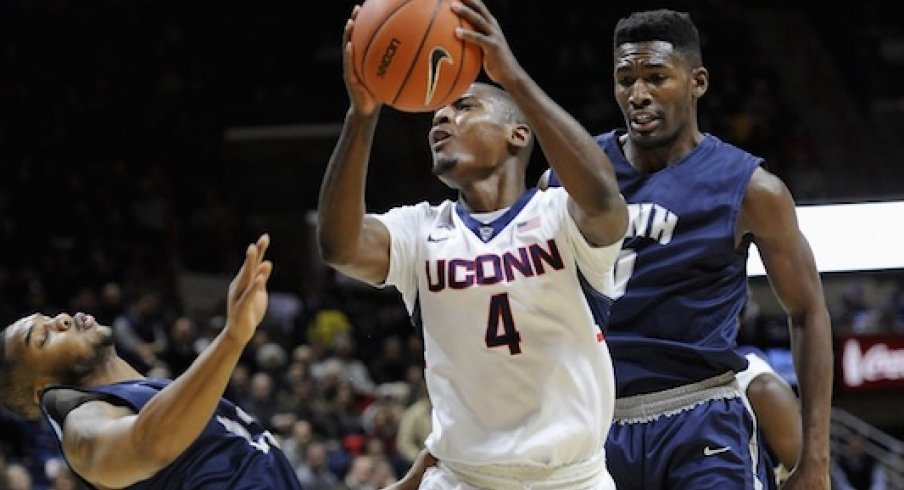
472, 82, 535, 156
473, 82, 527, 126
0, 325, 40, 419
613, 9, 703, 67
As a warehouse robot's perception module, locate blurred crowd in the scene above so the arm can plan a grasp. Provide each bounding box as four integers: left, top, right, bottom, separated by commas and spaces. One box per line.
2, 0, 903, 489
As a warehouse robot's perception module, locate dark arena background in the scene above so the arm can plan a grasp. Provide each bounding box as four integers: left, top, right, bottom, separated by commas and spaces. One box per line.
1, 1, 903, 488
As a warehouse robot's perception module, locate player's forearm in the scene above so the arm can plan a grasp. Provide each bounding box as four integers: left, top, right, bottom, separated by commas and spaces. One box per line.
317, 108, 380, 265
130, 331, 246, 465
501, 72, 621, 215
789, 308, 833, 470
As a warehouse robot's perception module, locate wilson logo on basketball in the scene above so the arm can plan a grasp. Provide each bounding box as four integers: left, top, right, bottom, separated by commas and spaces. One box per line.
425, 46, 453, 105
376, 38, 401, 78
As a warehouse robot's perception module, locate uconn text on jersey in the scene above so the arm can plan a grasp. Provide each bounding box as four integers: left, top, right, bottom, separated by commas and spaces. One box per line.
425, 239, 565, 292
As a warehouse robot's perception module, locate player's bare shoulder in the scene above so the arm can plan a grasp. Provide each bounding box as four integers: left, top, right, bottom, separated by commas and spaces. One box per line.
738, 166, 797, 239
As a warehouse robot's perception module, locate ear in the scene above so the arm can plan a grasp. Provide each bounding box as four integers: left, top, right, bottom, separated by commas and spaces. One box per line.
507, 123, 531, 150
691, 67, 709, 99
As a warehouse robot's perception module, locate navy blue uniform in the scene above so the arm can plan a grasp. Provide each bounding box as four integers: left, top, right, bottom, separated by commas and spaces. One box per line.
41, 379, 302, 490
549, 130, 774, 490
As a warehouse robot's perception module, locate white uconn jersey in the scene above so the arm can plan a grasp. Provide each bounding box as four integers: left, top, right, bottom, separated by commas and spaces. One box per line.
375, 187, 621, 468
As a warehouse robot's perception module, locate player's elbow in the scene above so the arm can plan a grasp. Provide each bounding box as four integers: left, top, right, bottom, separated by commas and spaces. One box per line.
592, 197, 629, 240
316, 226, 356, 267
318, 239, 356, 268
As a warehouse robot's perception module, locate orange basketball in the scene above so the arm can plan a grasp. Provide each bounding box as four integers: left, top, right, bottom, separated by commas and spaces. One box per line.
351, 0, 483, 113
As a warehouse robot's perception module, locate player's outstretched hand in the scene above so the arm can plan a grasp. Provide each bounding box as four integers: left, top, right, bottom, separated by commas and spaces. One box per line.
343, 5, 381, 116
451, 0, 525, 87
224, 234, 273, 345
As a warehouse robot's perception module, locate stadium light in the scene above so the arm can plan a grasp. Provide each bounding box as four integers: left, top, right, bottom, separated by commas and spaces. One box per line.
747, 200, 904, 276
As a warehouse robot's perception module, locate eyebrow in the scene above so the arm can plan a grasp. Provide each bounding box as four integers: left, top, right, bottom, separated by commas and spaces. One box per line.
24, 323, 34, 348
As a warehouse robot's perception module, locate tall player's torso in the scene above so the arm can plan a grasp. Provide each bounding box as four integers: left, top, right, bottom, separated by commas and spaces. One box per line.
597, 130, 762, 396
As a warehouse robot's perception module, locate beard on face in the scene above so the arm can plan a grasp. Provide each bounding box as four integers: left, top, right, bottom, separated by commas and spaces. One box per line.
631, 122, 681, 150
432, 156, 458, 176
53, 329, 116, 385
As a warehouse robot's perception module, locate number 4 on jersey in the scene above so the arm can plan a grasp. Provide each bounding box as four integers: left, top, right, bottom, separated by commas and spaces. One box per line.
486, 293, 522, 355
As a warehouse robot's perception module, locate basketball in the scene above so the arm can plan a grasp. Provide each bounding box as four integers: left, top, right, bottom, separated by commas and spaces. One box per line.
351, 0, 483, 113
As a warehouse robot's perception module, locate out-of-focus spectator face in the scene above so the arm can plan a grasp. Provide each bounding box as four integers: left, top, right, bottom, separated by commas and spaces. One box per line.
170, 316, 195, 342
346, 455, 376, 485
291, 419, 313, 445
372, 458, 398, 487
230, 363, 250, 392
5, 463, 33, 490
250, 372, 274, 401
304, 441, 329, 470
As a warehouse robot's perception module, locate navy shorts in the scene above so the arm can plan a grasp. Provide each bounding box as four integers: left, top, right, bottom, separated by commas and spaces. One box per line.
605, 382, 776, 490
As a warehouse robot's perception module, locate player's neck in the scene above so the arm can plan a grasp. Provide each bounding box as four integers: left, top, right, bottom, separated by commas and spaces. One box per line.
458, 173, 526, 213
81, 356, 146, 388
622, 129, 705, 173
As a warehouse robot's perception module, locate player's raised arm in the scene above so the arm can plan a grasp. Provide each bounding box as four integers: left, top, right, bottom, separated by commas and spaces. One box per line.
451, 0, 626, 247
317, 5, 392, 285
58, 235, 273, 489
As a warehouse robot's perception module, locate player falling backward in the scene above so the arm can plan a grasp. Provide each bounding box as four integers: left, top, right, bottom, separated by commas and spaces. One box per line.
319, 0, 628, 488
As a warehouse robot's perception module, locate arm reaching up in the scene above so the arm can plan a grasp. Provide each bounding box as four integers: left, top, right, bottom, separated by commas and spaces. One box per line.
451, 0, 627, 246
317, 5, 393, 285
59, 235, 273, 489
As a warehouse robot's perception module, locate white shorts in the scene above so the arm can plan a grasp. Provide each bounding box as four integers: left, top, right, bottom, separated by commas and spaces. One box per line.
419, 454, 616, 490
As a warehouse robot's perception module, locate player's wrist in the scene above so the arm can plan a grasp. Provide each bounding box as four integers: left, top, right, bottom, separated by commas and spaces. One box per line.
218, 324, 253, 348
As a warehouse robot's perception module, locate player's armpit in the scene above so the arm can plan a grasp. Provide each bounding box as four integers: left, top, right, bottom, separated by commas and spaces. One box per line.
382, 449, 438, 490
62, 400, 166, 489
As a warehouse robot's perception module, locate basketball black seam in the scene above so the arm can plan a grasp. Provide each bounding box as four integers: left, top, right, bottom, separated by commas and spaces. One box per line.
391, 0, 442, 106
437, 3, 468, 106
360, 0, 416, 89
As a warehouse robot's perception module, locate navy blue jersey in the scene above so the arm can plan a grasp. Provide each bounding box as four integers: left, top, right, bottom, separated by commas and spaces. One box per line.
41, 379, 302, 490
549, 130, 762, 396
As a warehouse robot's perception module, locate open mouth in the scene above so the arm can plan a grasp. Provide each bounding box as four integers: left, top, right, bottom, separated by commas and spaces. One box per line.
630, 112, 660, 132
429, 127, 452, 147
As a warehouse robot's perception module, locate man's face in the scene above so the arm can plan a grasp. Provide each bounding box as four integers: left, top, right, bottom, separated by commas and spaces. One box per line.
428, 84, 514, 188
613, 41, 702, 148
4, 312, 114, 387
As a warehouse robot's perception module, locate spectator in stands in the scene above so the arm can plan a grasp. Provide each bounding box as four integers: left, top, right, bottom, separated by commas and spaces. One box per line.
281, 419, 315, 469
369, 336, 410, 384
242, 371, 280, 432
395, 379, 432, 467
4, 462, 33, 490
111, 291, 170, 373
834, 281, 882, 335
159, 316, 199, 377
295, 440, 340, 490
831, 432, 887, 490
884, 286, 904, 334
315, 333, 376, 397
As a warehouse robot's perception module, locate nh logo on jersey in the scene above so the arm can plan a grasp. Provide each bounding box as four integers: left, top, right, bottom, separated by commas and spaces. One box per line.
626, 203, 678, 244
426, 239, 564, 292
425, 46, 453, 106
